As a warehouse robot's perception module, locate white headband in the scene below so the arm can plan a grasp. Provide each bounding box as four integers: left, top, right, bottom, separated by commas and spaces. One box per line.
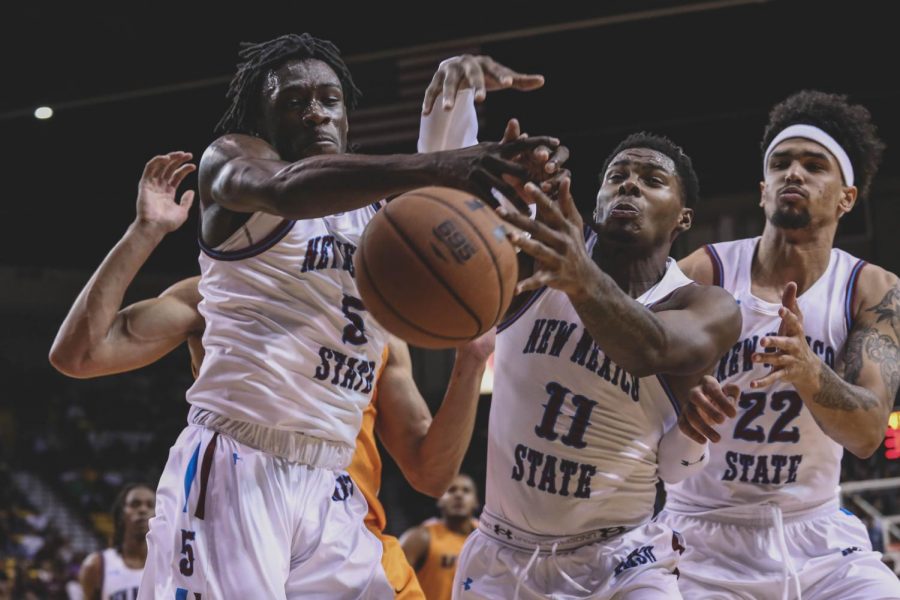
763, 124, 854, 186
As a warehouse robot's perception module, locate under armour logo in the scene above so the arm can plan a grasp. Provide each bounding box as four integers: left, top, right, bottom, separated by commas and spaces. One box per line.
680, 454, 705, 467
233, 453, 241, 465
493, 525, 512, 539
463, 577, 473, 591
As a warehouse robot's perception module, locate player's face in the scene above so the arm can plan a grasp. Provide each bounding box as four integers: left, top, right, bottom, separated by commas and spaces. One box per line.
257, 58, 349, 161
760, 138, 850, 230
123, 487, 155, 536
593, 148, 689, 247
438, 476, 478, 518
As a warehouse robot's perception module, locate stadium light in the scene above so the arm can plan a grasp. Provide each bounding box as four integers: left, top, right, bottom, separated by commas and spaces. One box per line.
34, 106, 53, 120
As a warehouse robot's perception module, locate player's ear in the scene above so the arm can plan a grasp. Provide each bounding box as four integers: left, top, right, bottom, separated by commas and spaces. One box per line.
837, 185, 858, 219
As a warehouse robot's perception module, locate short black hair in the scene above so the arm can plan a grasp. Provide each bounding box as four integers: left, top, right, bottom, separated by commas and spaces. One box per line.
216, 33, 361, 135
761, 90, 885, 200
111, 482, 153, 552
599, 132, 700, 208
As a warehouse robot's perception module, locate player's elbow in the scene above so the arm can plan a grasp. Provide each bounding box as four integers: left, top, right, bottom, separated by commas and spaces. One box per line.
48, 344, 85, 377
48, 344, 101, 379
406, 468, 452, 498
847, 434, 882, 460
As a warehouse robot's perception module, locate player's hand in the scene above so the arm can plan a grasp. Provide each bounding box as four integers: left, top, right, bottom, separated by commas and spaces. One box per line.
498, 119, 570, 202
456, 328, 496, 365
750, 282, 821, 394
679, 376, 740, 443
422, 54, 545, 115
439, 124, 560, 213
135, 151, 196, 234
497, 178, 596, 298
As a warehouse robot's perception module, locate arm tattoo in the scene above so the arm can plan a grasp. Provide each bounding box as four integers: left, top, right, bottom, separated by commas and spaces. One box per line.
816, 363, 879, 411
866, 283, 900, 339
832, 283, 900, 408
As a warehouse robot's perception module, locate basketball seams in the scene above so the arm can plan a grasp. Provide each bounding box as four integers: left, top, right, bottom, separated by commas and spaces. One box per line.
382, 204, 483, 333
416, 192, 508, 328
357, 241, 473, 343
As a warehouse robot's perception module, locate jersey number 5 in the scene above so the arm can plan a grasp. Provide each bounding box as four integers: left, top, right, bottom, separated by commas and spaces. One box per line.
341, 294, 367, 345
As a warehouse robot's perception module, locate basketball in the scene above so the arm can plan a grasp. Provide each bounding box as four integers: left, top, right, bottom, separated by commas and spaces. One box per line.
354, 187, 518, 349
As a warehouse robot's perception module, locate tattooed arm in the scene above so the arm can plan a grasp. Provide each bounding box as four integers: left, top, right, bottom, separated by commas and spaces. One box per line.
751, 269, 900, 458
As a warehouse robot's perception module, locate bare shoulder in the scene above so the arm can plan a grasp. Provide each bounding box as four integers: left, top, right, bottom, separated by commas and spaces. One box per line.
79, 550, 102, 578
677, 246, 715, 285
198, 134, 280, 193
400, 522, 430, 545
853, 263, 900, 325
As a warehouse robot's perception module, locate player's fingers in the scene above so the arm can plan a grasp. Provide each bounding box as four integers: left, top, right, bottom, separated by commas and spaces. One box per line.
722, 383, 742, 402
782, 281, 799, 312
179, 190, 195, 210
474, 171, 529, 213
502, 119, 521, 144
503, 136, 561, 156
678, 418, 709, 445
143, 155, 168, 181
750, 370, 784, 389
778, 306, 804, 336
442, 66, 463, 110
169, 163, 197, 189
759, 336, 799, 353
483, 154, 529, 181
689, 387, 727, 425
694, 375, 737, 417
510, 73, 546, 91
752, 351, 793, 368
462, 60, 487, 103
422, 71, 445, 115
684, 404, 721, 443
508, 232, 563, 266
545, 144, 569, 174
516, 273, 550, 294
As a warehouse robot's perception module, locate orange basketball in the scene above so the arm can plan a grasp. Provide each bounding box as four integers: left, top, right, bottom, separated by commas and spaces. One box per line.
354, 187, 518, 349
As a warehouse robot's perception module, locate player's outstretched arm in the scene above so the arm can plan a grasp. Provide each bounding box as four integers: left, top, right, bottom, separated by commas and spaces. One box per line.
50, 152, 203, 378
500, 180, 743, 377
376, 335, 491, 498
750, 273, 900, 458
202, 129, 560, 220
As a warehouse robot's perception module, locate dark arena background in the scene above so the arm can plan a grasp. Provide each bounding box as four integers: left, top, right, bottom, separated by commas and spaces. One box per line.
2, 1, 899, 596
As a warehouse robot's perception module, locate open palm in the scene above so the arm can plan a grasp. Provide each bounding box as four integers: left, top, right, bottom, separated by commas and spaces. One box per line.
136, 151, 196, 232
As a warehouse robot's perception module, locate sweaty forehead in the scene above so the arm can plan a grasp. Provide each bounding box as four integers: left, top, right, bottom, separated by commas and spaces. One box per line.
262, 58, 341, 95
610, 148, 676, 174
770, 138, 838, 163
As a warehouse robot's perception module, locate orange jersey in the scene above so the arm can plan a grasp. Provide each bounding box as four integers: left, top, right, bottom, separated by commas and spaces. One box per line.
417, 519, 476, 600
347, 346, 424, 598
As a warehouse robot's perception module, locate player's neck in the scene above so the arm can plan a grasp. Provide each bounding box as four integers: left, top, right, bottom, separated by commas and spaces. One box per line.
121, 533, 148, 567
753, 224, 835, 296
444, 515, 475, 535
593, 241, 669, 299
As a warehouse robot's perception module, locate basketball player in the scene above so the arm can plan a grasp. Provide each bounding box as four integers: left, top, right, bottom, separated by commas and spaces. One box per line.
51, 43, 559, 597
401, 474, 480, 600
79, 483, 155, 600
661, 91, 900, 599
443, 107, 743, 594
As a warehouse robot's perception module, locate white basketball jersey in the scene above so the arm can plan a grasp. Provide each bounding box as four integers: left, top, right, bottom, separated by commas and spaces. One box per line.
667, 237, 867, 512
486, 234, 693, 536
101, 548, 142, 600
186, 204, 389, 450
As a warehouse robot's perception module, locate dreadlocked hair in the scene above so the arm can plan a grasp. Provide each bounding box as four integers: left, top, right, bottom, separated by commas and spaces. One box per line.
216, 33, 362, 135
761, 90, 885, 200
111, 482, 153, 552
600, 132, 700, 208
